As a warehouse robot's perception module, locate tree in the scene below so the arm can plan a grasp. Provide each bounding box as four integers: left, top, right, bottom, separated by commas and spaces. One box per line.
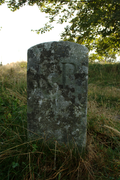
37, 0, 120, 62
1, 0, 120, 62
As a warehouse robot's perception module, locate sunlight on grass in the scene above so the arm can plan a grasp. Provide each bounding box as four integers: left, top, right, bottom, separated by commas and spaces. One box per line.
0, 61, 120, 180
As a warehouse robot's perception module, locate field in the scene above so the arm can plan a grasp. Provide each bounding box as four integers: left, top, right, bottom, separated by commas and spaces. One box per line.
0, 61, 120, 180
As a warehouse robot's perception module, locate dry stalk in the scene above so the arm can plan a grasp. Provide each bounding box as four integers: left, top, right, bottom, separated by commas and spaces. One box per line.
29, 152, 32, 180
103, 125, 120, 137
54, 141, 57, 170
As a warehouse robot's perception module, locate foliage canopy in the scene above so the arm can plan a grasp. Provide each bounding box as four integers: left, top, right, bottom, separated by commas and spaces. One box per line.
1, 0, 120, 61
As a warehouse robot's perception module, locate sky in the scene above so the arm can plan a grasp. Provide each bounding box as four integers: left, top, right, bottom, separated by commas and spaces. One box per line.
0, 3, 66, 65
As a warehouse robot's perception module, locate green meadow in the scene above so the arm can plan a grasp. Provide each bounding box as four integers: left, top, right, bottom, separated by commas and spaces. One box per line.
0, 61, 120, 180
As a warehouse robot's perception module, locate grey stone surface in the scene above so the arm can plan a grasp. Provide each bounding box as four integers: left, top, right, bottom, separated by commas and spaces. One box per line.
27, 41, 88, 149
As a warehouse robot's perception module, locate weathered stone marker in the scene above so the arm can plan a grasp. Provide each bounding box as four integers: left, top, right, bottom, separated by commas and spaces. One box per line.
27, 41, 88, 149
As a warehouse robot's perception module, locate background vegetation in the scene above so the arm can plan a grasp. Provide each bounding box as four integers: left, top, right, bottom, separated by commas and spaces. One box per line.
0, 61, 120, 180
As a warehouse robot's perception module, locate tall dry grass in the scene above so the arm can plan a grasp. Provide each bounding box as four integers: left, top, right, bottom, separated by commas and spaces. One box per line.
0, 61, 120, 180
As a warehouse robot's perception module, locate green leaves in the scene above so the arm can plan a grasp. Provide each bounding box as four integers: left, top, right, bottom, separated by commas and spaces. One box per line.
31, 22, 54, 34
12, 162, 19, 169
0, 0, 5, 5
32, 144, 38, 152
38, 0, 120, 61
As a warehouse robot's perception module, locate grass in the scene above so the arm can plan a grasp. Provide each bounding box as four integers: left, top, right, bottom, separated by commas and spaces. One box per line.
0, 61, 120, 180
